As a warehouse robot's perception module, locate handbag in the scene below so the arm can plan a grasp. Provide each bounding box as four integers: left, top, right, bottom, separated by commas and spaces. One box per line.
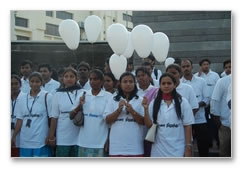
145, 123, 157, 142
73, 109, 84, 126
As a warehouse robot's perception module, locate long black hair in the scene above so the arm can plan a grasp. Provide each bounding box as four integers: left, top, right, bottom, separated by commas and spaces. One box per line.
114, 72, 138, 102
153, 73, 182, 123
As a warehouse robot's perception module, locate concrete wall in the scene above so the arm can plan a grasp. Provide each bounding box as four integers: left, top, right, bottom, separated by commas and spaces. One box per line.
132, 11, 231, 74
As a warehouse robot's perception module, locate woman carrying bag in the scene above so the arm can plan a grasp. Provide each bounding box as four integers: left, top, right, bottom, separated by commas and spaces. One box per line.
47, 68, 84, 157
11, 72, 52, 157
142, 73, 194, 157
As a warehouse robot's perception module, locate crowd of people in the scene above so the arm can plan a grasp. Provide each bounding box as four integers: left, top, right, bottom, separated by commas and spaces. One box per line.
11, 55, 232, 158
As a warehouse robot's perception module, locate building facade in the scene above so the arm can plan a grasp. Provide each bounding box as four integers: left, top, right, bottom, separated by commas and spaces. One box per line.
11, 10, 133, 41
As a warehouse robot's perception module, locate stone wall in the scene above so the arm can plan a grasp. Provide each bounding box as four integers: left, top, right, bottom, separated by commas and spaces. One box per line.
132, 11, 231, 74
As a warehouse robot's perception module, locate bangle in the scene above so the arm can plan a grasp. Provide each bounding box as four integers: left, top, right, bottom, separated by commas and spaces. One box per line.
49, 137, 56, 142
132, 111, 137, 116
185, 144, 192, 147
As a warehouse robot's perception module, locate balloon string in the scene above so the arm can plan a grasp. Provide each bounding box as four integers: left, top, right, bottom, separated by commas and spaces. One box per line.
92, 43, 94, 69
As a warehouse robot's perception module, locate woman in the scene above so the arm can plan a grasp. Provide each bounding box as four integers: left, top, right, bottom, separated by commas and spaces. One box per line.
11, 72, 52, 157
11, 75, 24, 157
104, 72, 117, 95
104, 72, 144, 157
70, 69, 112, 157
48, 67, 83, 157
142, 73, 194, 157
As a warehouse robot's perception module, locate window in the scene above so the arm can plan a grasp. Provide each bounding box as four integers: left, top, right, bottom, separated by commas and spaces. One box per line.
16, 35, 30, 40
56, 11, 73, 20
15, 17, 28, 27
46, 11, 53, 17
45, 23, 59, 36
123, 13, 132, 22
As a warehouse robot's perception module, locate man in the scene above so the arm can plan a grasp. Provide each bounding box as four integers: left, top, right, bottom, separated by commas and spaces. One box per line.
195, 59, 220, 147
211, 74, 232, 157
166, 64, 199, 114
144, 54, 162, 81
38, 63, 60, 94
220, 59, 231, 78
20, 60, 33, 93
77, 61, 91, 90
126, 60, 135, 76
181, 59, 210, 157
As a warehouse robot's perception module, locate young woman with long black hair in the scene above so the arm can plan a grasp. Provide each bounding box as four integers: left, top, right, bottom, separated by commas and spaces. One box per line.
104, 72, 144, 157
11, 72, 52, 157
142, 73, 194, 157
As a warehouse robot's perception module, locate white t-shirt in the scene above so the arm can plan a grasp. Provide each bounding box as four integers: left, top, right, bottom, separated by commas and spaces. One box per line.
137, 84, 155, 97
72, 89, 112, 148
41, 78, 60, 94
176, 82, 199, 110
50, 89, 84, 146
20, 77, 30, 93
148, 97, 194, 157
195, 70, 220, 98
104, 96, 145, 155
181, 75, 210, 124
211, 75, 231, 127
15, 90, 52, 149
11, 91, 26, 148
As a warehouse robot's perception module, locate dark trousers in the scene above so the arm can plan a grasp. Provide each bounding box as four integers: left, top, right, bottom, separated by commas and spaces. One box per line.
205, 106, 219, 147
193, 123, 210, 157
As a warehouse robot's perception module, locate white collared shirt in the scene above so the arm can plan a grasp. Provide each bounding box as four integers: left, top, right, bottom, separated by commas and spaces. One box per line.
104, 96, 145, 155
15, 90, 52, 148
195, 70, 220, 97
152, 67, 162, 80
78, 80, 91, 90
181, 75, 210, 124
41, 78, 60, 94
176, 82, 199, 110
72, 89, 112, 148
51, 88, 84, 146
20, 77, 30, 93
211, 75, 231, 127
148, 98, 194, 157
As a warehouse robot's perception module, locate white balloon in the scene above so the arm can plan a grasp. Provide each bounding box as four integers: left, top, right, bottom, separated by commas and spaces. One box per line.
165, 57, 175, 68
131, 25, 153, 58
84, 15, 102, 43
122, 32, 134, 58
152, 32, 170, 62
106, 23, 129, 55
109, 54, 127, 80
58, 19, 80, 50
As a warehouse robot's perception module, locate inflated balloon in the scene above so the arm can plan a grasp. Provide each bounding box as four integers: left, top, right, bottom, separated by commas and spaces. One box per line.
165, 57, 175, 68
106, 23, 129, 55
59, 19, 80, 50
122, 32, 134, 58
131, 25, 153, 58
84, 15, 102, 43
109, 54, 127, 80
152, 32, 170, 62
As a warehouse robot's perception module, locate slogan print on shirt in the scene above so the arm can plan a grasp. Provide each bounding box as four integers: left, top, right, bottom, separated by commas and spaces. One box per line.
159, 123, 180, 128
115, 117, 136, 123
